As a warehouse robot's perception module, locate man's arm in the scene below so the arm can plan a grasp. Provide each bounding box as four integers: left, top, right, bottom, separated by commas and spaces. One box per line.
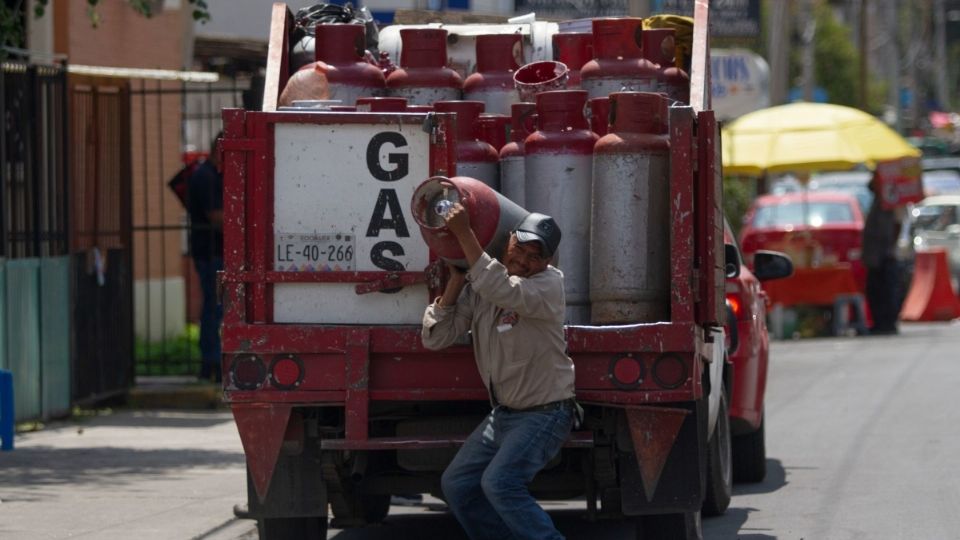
421, 266, 474, 350
444, 203, 562, 320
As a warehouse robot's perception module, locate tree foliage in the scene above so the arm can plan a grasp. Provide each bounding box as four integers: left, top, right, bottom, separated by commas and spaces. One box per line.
34, 0, 210, 24
2, 0, 210, 51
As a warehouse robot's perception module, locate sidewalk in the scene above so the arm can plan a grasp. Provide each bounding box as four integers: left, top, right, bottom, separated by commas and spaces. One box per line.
0, 407, 257, 540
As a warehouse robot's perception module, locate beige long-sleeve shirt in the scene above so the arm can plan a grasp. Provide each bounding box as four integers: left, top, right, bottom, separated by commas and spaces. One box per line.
421, 252, 576, 409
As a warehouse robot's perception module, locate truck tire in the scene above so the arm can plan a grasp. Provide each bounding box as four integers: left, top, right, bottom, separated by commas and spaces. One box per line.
702, 388, 732, 517
257, 516, 328, 540
732, 415, 766, 483
636, 511, 703, 540
361, 493, 391, 524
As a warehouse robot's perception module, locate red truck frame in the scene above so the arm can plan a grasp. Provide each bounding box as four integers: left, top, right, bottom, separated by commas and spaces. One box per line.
222, 3, 728, 539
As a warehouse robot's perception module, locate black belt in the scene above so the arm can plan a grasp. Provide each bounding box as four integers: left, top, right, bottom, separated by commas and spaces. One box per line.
500, 398, 576, 414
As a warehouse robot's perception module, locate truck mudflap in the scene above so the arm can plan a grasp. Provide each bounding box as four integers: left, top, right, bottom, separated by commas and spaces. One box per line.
232, 403, 293, 502
618, 401, 706, 515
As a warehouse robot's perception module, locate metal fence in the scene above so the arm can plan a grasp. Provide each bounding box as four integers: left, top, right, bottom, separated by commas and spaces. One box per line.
0, 59, 73, 419
131, 78, 245, 377
1, 61, 69, 258
68, 74, 134, 403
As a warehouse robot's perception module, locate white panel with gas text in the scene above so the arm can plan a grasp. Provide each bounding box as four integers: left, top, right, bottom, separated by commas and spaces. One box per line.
272, 122, 431, 324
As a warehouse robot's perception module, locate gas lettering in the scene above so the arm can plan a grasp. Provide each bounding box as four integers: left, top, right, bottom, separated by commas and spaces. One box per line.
366, 189, 410, 238
366, 132, 409, 181
365, 131, 412, 273
371, 241, 406, 271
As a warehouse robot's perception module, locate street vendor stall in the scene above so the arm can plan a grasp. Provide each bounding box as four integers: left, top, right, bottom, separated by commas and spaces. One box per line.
722, 102, 922, 335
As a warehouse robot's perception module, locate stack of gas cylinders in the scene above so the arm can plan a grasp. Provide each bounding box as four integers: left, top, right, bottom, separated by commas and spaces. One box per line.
286, 17, 690, 325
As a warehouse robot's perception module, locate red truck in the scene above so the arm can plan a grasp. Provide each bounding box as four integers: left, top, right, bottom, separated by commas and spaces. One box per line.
222, 3, 745, 539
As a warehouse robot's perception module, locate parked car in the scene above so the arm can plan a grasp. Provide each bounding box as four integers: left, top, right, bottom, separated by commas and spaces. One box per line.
922, 169, 960, 196
909, 195, 960, 290
723, 222, 792, 483
739, 191, 866, 290
921, 155, 960, 176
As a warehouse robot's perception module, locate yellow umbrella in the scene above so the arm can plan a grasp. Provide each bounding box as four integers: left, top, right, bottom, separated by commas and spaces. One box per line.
722, 102, 921, 176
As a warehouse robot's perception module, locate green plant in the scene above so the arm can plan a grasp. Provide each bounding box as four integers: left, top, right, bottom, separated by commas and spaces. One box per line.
135, 323, 202, 376
723, 177, 755, 238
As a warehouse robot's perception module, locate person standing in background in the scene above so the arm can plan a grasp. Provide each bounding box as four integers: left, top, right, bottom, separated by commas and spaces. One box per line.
862, 174, 902, 335
188, 133, 224, 381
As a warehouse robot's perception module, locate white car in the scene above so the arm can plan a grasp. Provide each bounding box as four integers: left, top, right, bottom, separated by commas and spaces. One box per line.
911, 195, 960, 290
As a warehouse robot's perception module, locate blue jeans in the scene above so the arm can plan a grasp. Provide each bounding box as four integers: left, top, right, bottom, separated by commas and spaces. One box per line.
194, 257, 223, 381
441, 403, 574, 540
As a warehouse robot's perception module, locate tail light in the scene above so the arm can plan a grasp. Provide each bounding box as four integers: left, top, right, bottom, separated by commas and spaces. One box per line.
609, 355, 644, 389
726, 293, 743, 319
652, 354, 687, 389
270, 354, 305, 390
231, 354, 266, 390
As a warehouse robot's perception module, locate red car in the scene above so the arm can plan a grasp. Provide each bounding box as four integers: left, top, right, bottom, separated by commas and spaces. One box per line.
740, 191, 865, 290
724, 223, 792, 482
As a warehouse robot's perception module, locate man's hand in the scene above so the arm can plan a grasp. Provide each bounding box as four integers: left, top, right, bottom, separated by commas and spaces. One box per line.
444, 202, 485, 268
444, 203, 471, 239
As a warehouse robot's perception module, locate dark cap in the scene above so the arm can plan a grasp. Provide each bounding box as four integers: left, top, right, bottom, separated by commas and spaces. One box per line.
513, 212, 561, 257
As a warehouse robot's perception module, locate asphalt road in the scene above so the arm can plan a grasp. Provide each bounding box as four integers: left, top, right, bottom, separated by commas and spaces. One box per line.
1, 321, 958, 539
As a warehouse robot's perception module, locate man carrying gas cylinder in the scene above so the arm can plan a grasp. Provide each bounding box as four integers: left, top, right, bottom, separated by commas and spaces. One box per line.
421, 202, 578, 540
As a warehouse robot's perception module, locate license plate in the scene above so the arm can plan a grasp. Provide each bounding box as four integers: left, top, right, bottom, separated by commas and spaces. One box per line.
275, 233, 355, 272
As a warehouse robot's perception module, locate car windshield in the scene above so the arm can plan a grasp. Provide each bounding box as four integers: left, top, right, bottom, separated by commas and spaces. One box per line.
752, 201, 855, 228
912, 204, 959, 232
807, 181, 873, 213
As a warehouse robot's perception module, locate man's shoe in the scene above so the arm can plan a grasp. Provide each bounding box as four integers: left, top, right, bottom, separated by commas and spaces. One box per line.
390, 494, 423, 507
233, 503, 252, 519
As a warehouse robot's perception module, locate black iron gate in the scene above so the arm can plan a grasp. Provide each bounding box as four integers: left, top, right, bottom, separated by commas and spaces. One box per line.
68, 74, 135, 403
1, 61, 69, 258
130, 78, 245, 378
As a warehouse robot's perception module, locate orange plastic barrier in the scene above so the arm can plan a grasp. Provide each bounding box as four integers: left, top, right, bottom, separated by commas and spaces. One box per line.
900, 249, 960, 322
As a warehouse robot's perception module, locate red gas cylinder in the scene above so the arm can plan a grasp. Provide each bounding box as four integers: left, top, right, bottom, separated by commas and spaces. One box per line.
552, 33, 593, 88
641, 28, 690, 104
411, 176, 529, 268
477, 113, 510, 154
499, 103, 537, 206
463, 34, 523, 115
587, 96, 611, 136
524, 90, 598, 324
580, 18, 659, 99
356, 96, 407, 112
312, 23, 386, 105
434, 101, 500, 189
386, 29, 463, 105
591, 92, 671, 323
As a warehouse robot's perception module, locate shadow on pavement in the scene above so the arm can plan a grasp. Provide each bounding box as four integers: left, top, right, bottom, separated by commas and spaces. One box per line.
331, 507, 635, 539
73, 410, 236, 429
700, 458, 788, 539
0, 446, 244, 494
733, 458, 789, 496
704, 506, 776, 540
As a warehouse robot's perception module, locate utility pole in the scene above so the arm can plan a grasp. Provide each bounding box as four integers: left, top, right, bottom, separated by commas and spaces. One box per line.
858, 0, 869, 110
767, 0, 791, 105
935, 0, 949, 110
800, 0, 817, 102
885, 0, 902, 133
